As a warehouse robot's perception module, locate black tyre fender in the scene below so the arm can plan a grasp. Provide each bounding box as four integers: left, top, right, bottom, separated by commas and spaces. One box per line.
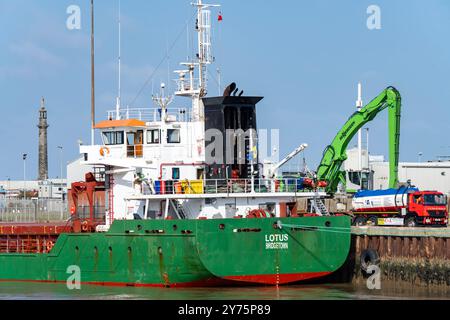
404, 216, 417, 227
360, 249, 380, 272
353, 216, 367, 226
367, 216, 378, 226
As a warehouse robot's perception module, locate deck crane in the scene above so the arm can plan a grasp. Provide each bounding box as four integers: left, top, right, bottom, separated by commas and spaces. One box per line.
316, 87, 402, 194
269, 143, 308, 178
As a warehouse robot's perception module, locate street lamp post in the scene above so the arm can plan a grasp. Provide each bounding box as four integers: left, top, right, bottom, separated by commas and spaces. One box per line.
418, 152, 423, 163
4, 176, 10, 222
6, 177, 10, 200
22, 154, 27, 200
57, 146, 64, 220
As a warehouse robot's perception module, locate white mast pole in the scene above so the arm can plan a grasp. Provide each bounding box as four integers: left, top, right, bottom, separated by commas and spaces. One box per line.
90, 0, 95, 145
366, 128, 370, 170
250, 129, 255, 193
180, 1, 219, 121
116, 0, 122, 120
356, 82, 363, 186
197, 0, 204, 94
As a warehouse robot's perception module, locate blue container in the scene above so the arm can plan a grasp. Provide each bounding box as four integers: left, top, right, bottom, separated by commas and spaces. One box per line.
154, 181, 161, 195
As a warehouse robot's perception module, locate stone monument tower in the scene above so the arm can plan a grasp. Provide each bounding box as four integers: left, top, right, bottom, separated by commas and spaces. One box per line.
38, 98, 49, 181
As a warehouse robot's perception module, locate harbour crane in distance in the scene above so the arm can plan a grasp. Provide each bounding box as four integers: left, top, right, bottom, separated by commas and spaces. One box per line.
269, 143, 309, 178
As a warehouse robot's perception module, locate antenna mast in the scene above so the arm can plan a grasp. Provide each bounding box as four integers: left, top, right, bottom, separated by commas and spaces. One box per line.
174, 1, 220, 121
90, 0, 96, 145
115, 0, 122, 120
356, 82, 363, 184
152, 83, 173, 122
195, 0, 219, 96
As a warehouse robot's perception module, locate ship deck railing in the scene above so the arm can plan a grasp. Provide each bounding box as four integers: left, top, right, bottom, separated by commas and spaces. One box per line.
139, 178, 325, 199
107, 108, 192, 123
0, 198, 70, 223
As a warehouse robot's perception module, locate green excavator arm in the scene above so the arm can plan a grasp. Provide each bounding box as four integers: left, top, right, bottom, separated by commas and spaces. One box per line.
316, 86, 401, 194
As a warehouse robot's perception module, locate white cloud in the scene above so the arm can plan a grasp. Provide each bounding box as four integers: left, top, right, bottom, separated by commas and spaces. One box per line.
0, 65, 36, 79
97, 61, 161, 105
104, 61, 156, 83
9, 41, 66, 68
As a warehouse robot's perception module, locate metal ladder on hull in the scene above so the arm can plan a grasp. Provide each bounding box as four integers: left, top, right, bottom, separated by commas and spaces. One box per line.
170, 199, 187, 219
311, 194, 329, 216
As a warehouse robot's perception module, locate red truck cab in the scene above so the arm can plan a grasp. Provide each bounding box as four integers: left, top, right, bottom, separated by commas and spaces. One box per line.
406, 191, 448, 227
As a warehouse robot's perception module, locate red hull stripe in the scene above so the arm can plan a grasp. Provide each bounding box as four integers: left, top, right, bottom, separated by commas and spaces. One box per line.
223, 271, 332, 285
0, 272, 331, 288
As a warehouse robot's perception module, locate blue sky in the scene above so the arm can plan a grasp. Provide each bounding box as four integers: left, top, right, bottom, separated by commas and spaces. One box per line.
1, 0, 450, 180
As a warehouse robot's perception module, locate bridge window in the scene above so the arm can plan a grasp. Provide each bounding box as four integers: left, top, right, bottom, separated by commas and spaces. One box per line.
147, 129, 161, 144
167, 129, 181, 144
102, 131, 124, 145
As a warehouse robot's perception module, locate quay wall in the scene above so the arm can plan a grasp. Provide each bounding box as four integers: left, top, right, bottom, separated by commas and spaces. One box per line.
335, 227, 450, 287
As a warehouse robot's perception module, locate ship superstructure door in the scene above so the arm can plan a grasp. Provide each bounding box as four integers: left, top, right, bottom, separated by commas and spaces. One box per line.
127, 130, 144, 158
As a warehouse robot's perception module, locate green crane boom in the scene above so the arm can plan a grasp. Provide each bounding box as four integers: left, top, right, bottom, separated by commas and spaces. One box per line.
316, 86, 402, 194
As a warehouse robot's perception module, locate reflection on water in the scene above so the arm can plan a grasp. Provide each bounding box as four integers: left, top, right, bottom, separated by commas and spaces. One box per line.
0, 282, 448, 300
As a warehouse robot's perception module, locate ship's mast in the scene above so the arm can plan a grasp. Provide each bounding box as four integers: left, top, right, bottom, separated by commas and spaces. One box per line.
115, 0, 122, 120
195, 0, 217, 96
175, 0, 220, 121
90, 0, 96, 145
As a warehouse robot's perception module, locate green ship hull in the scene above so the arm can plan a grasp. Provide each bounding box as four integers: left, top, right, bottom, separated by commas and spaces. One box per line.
0, 216, 351, 287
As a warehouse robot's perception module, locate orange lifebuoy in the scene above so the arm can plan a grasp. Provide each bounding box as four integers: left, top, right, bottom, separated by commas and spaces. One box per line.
100, 147, 110, 157
46, 241, 54, 252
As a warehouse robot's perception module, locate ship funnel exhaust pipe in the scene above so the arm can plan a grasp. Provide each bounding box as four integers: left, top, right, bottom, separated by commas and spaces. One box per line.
223, 82, 236, 97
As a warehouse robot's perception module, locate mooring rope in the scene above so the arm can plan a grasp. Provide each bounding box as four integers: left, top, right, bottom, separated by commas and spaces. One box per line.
278, 223, 352, 235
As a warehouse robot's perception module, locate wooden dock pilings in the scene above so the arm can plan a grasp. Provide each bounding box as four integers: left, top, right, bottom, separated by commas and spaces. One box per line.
349, 227, 450, 287
352, 227, 450, 260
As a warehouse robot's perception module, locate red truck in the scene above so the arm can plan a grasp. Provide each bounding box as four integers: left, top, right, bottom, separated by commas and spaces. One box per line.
351, 187, 448, 227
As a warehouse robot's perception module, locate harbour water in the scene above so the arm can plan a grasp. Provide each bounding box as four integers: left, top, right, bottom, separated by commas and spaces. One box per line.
0, 282, 448, 300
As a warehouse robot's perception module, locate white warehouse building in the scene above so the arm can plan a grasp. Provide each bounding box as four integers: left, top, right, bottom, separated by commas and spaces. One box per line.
344, 147, 450, 194
370, 161, 450, 194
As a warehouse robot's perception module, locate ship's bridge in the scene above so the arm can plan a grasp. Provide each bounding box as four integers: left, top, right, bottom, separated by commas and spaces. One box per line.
80, 107, 204, 170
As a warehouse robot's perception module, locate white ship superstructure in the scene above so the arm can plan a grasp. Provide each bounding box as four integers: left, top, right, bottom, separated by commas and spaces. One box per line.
79, 0, 327, 229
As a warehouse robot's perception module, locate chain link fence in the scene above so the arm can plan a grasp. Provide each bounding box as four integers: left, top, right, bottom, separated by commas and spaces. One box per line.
0, 199, 69, 223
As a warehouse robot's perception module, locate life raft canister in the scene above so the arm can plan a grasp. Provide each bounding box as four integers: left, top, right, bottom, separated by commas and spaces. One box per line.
246, 209, 272, 219
100, 146, 110, 157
